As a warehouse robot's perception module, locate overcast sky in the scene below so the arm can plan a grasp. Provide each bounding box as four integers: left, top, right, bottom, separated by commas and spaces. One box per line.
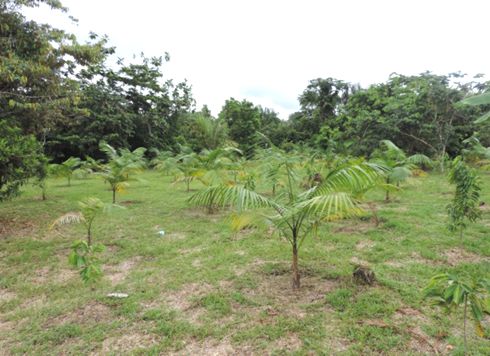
24, 0, 490, 119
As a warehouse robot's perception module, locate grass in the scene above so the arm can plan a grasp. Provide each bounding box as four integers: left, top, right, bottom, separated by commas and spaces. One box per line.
0, 170, 489, 355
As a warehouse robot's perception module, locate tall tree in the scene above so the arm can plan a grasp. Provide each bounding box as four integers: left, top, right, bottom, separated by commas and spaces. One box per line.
0, 0, 105, 195
218, 98, 260, 157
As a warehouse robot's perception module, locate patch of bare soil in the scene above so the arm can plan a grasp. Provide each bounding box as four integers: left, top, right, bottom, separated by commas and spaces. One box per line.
167, 232, 187, 240
165, 283, 213, 312
355, 239, 375, 251
441, 248, 485, 266
105, 257, 141, 285
119, 200, 143, 206
267, 333, 302, 353
334, 221, 373, 234
243, 273, 338, 318
183, 208, 226, 222
19, 294, 48, 310
385, 252, 439, 268
99, 333, 158, 354
170, 338, 252, 356
392, 307, 447, 354
47, 301, 111, 326
0, 289, 16, 303
30, 263, 78, 285
0, 216, 37, 239
350, 256, 370, 266
179, 246, 203, 255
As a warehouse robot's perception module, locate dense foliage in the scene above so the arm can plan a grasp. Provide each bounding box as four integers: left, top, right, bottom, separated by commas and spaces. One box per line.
1, 0, 490, 200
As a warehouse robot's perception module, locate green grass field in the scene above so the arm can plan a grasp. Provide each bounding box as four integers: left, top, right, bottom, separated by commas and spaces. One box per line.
0, 171, 489, 355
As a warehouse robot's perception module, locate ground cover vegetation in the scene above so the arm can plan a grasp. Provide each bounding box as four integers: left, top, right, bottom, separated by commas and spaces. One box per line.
1, 0, 490, 354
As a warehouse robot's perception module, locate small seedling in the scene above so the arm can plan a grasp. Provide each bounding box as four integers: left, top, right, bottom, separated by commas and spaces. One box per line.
424, 273, 490, 354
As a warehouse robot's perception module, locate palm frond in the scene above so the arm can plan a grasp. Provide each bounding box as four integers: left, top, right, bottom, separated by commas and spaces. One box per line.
51, 212, 84, 229
390, 166, 412, 183
406, 154, 433, 168
189, 184, 276, 212
295, 191, 362, 221
316, 162, 385, 196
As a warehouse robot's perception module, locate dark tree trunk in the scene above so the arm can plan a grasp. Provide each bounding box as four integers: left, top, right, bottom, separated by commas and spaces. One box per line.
291, 241, 300, 289
87, 223, 92, 246
112, 188, 116, 204
385, 178, 390, 202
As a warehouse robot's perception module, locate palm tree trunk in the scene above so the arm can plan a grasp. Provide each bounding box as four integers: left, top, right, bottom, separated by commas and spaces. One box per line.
385, 178, 390, 202
186, 179, 190, 193
369, 202, 379, 227
87, 222, 92, 246
112, 188, 116, 204
292, 241, 300, 290
463, 295, 468, 355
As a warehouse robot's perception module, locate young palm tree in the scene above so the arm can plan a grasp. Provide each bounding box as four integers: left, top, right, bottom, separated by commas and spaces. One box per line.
51, 197, 106, 246
189, 158, 384, 289
99, 143, 146, 203
372, 140, 433, 201
49, 157, 82, 186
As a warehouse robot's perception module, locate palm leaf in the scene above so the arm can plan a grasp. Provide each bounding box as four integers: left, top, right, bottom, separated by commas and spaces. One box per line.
460, 92, 490, 106
295, 191, 362, 221
51, 212, 84, 229
189, 184, 276, 212
406, 154, 433, 168
316, 162, 385, 196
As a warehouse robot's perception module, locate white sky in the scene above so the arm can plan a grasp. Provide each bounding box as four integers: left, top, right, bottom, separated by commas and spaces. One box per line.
24, 0, 490, 119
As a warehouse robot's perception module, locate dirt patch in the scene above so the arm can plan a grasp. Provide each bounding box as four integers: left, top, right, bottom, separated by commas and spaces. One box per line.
19, 294, 48, 310
170, 338, 252, 356
119, 200, 143, 206
0, 216, 37, 239
441, 248, 485, 266
267, 333, 302, 353
183, 208, 226, 222
167, 232, 187, 240
29, 265, 78, 285
165, 283, 213, 312
47, 301, 111, 326
179, 247, 203, 255
100, 333, 157, 354
350, 256, 369, 266
385, 252, 439, 268
244, 273, 338, 317
355, 240, 375, 250
0, 319, 15, 333
0, 289, 16, 303
334, 221, 373, 234
105, 257, 141, 285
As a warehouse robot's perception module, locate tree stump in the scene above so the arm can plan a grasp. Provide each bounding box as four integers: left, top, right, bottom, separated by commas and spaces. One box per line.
353, 265, 376, 285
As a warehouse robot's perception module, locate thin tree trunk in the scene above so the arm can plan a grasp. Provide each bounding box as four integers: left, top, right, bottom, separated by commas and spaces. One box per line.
385, 178, 390, 202
186, 179, 190, 192
112, 188, 116, 204
291, 241, 300, 290
87, 222, 92, 246
369, 202, 379, 227
68, 176, 71, 187
463, 295, 468, 355
440, 146, 446, 173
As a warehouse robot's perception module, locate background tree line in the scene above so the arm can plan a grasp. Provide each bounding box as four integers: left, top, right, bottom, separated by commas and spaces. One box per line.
1, 0, 489, 200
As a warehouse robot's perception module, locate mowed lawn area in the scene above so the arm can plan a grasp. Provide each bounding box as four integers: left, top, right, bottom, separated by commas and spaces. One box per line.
0, 171, 489, 355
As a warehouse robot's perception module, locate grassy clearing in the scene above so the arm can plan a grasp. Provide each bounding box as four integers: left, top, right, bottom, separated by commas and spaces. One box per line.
0, 171, 489, 355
